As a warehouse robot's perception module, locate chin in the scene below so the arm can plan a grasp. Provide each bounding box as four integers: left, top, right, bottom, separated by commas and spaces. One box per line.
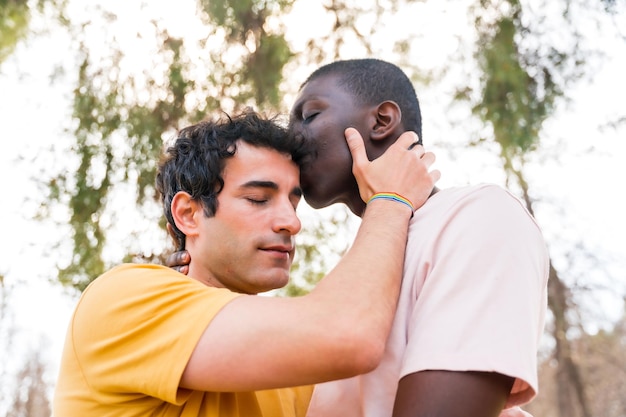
302, 187, 332, 209
259, 274, 290, 294
303, 197, 326, 209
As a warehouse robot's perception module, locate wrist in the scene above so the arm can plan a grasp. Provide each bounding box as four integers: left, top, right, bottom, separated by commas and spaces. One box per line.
367, 192, 415, 217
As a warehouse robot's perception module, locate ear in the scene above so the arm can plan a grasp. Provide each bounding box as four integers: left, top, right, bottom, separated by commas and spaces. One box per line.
171, 191, 201, 238
371, 101, 402, 141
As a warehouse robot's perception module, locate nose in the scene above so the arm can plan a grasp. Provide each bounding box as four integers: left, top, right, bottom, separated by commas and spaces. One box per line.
288, 119, 303, 138
273, 200, 302, 235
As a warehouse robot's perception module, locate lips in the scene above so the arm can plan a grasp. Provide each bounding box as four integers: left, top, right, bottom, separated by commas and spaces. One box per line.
261, 244, 294, 253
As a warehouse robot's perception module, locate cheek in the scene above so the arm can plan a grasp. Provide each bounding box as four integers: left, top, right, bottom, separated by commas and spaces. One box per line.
307, 117, 341, 143
302, 120, 351, 172
206, 218, 250, 257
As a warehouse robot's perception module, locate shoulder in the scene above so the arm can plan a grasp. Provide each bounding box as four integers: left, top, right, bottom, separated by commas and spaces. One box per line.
437, 183, 517, 203
436, 184, 533, 218
77, 263, 239, 318
81, 263, 193, 297
424, 184, 545, 244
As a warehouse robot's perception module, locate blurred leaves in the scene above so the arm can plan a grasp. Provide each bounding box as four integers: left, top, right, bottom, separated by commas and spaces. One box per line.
0, 0, 68, 67
198, 0, 294, 107
30, 0, 420, 290
0, 0, 31, 65
48, 31, 196, 289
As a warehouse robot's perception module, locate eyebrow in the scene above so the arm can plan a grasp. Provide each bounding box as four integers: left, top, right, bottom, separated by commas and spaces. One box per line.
241, 180, 303, 198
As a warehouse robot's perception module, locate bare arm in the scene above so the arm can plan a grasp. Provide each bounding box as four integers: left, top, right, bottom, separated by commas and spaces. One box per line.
180, 129, 440, 392
393, 371, 514, 417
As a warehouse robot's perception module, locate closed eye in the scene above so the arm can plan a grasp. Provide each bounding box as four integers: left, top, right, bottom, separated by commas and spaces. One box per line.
246, 198, 268, 205
303, 112, 319, 124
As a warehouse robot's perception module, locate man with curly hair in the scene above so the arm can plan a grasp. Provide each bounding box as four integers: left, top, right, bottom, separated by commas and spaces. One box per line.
54, 110, 439, 416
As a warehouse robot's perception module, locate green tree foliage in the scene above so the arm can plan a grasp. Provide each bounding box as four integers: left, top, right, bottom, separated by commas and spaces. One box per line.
460, 1, 624, 415
0, 0, 31, 65
469, 0, 569, 166
198, 0, 294, 107
195, 0, 294, 107
0, 0, 68, 67
38, 0, 421, 290
49, 32, 196, 290
477, 12, 555, 156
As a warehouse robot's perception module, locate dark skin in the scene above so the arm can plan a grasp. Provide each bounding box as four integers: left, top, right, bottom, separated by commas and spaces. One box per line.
288, 73, 517, 417
393, 371, 514, 417
167, 73, 519, 416
166, 223, 190, 275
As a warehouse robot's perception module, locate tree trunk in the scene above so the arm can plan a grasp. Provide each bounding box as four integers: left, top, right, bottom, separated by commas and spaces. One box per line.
547, 265, 592, 417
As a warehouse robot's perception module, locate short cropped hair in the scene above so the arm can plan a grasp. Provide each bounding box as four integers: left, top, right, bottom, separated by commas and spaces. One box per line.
156, 110, 313, 249
303, 58, 423, 142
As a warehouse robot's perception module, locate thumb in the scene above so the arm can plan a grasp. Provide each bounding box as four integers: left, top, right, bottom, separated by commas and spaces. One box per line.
344, 127, 368, 169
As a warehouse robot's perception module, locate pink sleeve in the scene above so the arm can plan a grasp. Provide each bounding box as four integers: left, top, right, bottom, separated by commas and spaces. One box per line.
500, 406, 534, 417
401, 186, 549, 407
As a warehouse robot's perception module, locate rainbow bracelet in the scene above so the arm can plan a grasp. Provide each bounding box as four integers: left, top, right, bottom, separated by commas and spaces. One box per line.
367, 192, 415, 215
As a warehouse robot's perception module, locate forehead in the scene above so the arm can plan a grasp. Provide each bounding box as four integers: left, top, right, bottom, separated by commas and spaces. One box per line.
292, 74, 353, 110
223, 141, 299, 183
301, 73, 341, 93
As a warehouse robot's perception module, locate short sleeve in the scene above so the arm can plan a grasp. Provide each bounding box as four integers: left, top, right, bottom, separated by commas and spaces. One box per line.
401, 186, 549, 407
71, 264, 242, 404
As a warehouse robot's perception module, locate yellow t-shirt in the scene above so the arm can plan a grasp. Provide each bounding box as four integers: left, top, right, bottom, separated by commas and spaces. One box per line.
53, 263, 313, 416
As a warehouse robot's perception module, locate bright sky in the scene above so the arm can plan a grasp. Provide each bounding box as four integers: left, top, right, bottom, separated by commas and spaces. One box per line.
0, 0, 625, 409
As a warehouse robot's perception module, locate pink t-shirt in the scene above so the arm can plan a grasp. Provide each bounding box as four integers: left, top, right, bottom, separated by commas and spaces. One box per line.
307, 184, 549, 417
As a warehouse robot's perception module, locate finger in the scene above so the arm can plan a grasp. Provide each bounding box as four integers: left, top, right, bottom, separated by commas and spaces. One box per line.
393, 131, 420, 150
173, 265, 189, 275
165, 253, 175, 267
410, 144, 425, 156
166, 250, 187, 268
177, 251, 190, 265
344, 127, 368, 168
420, 151, 436, 167
430, 169, 442, 183
418, 153, 440, 183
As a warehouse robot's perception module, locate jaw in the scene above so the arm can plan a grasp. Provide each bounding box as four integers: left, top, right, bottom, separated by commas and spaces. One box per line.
301, 170, 364, 214
303, 188, 364, 217
347, 198, 366, 217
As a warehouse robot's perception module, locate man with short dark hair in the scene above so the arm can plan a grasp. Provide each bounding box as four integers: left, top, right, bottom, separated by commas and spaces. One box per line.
290, 59, 547, 417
